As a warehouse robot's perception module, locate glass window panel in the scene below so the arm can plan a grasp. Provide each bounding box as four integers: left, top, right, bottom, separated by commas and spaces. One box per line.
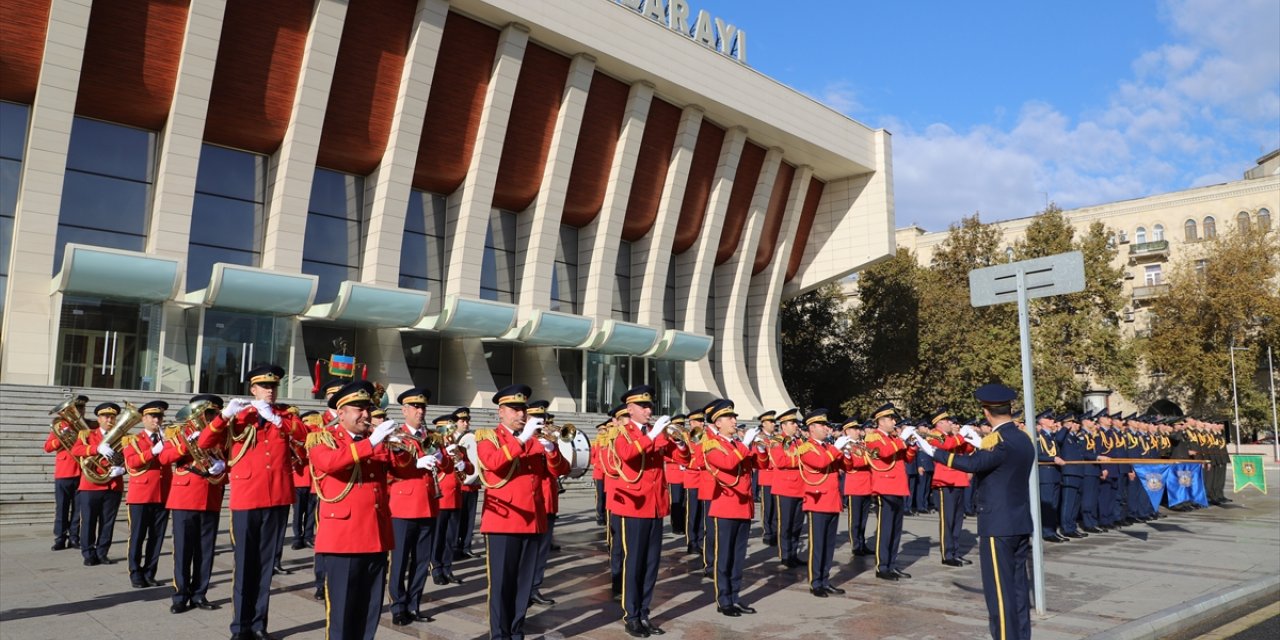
0, 101, 29, 160
1203, 216, 1217, 238
497, 210, 517, 251
65, 118, 154, 181
1237, 211, 1250, 232
402, 333, 441, 392
0, 212, 12, 276
195, 144, 265, 202
557, 349, 583, 410
308, 169, 362, 219
1184, 219, 1197, 241
559, 225, 578, 261
1135, 227, 1146, 244
302, 259, 356, 304
1259, 209, 1271, 231
190, 194, 261, 251
399, 232, 431, 279
53, 225, 144, 268
302, 214, 361, 266
481, 238, 498, 293
1, 158, 20, 218
58, 171, 150, 234
186, 243, 256, 291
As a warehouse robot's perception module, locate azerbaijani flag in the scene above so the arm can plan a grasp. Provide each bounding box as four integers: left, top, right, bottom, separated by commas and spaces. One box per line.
328, 354, 356, 377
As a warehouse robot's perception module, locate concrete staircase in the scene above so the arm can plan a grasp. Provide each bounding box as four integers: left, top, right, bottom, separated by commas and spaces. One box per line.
0, 383, 606, 527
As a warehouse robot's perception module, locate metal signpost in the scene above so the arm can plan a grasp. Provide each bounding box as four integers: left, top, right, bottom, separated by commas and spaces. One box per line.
969, 250, 1086, 616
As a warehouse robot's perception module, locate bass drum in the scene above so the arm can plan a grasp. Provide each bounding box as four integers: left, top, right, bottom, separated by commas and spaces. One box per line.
558, 430, 593, 479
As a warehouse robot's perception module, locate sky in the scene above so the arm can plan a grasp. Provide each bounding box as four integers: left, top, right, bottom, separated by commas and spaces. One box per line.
675, 0, 1280, 232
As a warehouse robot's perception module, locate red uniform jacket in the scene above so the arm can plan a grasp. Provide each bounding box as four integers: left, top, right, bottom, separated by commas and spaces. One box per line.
71, 429, 123, 492
685, 445, 707, 498
387, 426, 442, 519
663, 460, 684, 486
929, 434, 972, 488
797, 438, 846, 513
44, 425, 83, 479
768, 439, 803, 498
477, 425, 564, 534
436, 452, 465, 510
843, 453, 873, 496
757, 434, 776, 488
539, 443, 572, 515
292, 420, 317, 489
704, 436, 768, 520
863, 429, 915, 496
199, 406, 309, 511
608, 420, 690, 518
308, 427, 406, 554
158, 438, 225, 511
122, 431, 172, 505
591, 441, 606, 481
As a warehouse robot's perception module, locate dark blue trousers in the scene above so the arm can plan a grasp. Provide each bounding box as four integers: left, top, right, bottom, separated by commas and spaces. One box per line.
702, 500, 714, 572
170, 508, 218, 606
229, 505, 287, 635
594, 480, 606, 523
845, 495, 872, 552
532, 513, 557, 592
1080, 474, 1100, 529
389, 516, 436, 616
760, 486, 777, 543
619, 516, 663, 625
291, 487, 315, 544
1039, 481, 1061, 535
127, 502, 169, 584
1128, 472, 1152, 517
905, 474, 918, 512
322, 552, 387, 640
1059, 476, 1083, 534
937, 487, 965, 562
875, 495, 905, 573
609, 512, 623, 594
777, 495, 804, 563
432, 508, 458, 579
965, 484, 977, 515
1098, 476, 1117, 525
668, 483, 686, 534
713, 517, 750, 608
53, 477, 80, 546
487, 533, 539, 640
807, 511, 838, 590
457, 490, 479, 554
914, 472, 934, 511
1113, 475, 1130, 523
980, 535, 1032, 640
79, 489, 121, 561
684, 488, 705, 552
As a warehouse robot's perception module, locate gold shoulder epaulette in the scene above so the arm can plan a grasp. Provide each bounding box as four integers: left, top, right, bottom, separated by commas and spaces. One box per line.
980, 432, 1002, 450
864, 432, 882, 443
78, 430, 90, 444
701, 439, 722, 454
475, 428, 498, 445
163, 425, 182, 440
121, 434, 137, 448
796, 441, 815, 456
305, 430, 336, 450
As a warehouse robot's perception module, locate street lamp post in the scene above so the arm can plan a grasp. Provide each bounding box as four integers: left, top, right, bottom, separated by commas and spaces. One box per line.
1229, 342, 1248, 454
1269, 345, 1278, 462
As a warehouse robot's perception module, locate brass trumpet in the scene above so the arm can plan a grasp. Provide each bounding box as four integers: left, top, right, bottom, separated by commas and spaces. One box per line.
166, 399, 226, 482
80, 401, 143, 484
49, 397, 89, 452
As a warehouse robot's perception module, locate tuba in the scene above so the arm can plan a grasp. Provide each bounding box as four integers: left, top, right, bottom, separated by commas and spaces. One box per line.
80, 401, 143, 484
49, 397, 90, 452
167, 399, 226, 483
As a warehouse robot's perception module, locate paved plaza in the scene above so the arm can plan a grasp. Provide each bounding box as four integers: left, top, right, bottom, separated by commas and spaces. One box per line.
1, 470, 1277, 640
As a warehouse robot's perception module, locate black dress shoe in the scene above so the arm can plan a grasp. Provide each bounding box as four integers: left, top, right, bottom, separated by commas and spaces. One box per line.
456, 550, 476, 559
825, 586, 846, 595
170, 601, 190, 614
718, 604, 744, 615
550, 544, 561, 552
432, 575, 448, 585
98, 557, 116, 565
959, 557, 973, 565
734, 603, 757, 614
942, 558, 965, 567
641, 619, 665, 635
52, 541, 66, 551
624, 619, 651, 637
391, 612, 412, 626
1082, 526, 1103, 533
875, 570, 899, 581
412, 610, 434, 622
132, 581, 148, 589
1064, 531, 1088, 539
529, 592, 556, 606
251, 631, 274, 640
192, 598, 220, 610
892, 569, 911, 579
313, 588, 325, 601
272, 564, 293, 575
445, 572, 463, 584
147, 577, 165, 587
84, 557, 99, 566
290, 540, 305, 550
810, 587, 829, 597
1043, 536, 1065, 543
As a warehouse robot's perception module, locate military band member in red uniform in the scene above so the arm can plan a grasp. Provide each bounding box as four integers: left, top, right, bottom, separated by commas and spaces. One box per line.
523, 400, 571, 607
387, 387, 439, 626
927, 408, 979, 567
475, 384, 566, 640
198, 364, 309, 640
683, 410, 707, 558
122, 400, 172, 589
603, 404, 628, 600
307, 380, 344, 599
591, 420, 610, 526
293, 380, 342, 551
44, 394, 87, 551
453, 407, 482, 558
664, 414, 688, 536
609, 385, 690, 638
703, 399, 768, 616
864, 402, 916, 581
306, 380, 408, 640
769, 408, 805, 568
71, 402, 127, 566
431, 412, 467, 587
797, 409, 851, 597
842, 418, 875, 557
755, 410, 778, 547
159, 394, 227, 614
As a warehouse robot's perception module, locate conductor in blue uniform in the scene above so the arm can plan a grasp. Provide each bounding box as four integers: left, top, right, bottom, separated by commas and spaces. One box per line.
907, 383, 1034, 640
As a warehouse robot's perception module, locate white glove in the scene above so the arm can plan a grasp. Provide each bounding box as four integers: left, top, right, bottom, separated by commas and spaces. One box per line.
221, 398, 247, 419
960, 427, 983, 448
97, 442, 115, 458
187, 430, 201, 442
742, 427, 760, 447
899, 426, 917, 444
150, 440, 165, 455
251, 400, 281, 425
446, 444, 459, 456
834, 435, 851, 452
959, 424, 978, 441
519, 417, 543, 444
645, 419, 666, 441
208, 459, 227, 475
416, 455, 439, 470
915, 436, 937, 457
542, 439, 556, 452
108, 466, 126, 478
368, 419, 398, 447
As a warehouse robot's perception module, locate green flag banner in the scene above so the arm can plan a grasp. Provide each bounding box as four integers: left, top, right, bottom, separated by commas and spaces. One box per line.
1231, 455, 1267, 494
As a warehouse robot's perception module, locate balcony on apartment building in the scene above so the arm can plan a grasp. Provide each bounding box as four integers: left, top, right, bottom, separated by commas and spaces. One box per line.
1128, 240, 1170, 264
1131, 283, 1171, 303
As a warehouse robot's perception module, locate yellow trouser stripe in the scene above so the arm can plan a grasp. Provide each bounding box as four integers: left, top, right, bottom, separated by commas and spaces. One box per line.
938, 489, 947, 559
620, 517, 630, 621
807, 513, 814, 586
990, 537, 1006, 640
875, 496, 883, 569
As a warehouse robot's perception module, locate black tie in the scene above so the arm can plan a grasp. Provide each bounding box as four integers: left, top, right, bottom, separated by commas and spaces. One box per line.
151, 432, 160, 445
353, 435, 365, 442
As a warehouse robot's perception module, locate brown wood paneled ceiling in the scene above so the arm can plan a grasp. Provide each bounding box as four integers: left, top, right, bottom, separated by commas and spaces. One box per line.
0, 0, 51, 104
412, 12, 499, 195
561, 71, 629, 227
785, 177, 826, 283
315, 0, 416, 176
621, 97, 680, 241
204, 0, 313, 154
74, 0, 190, 131
752, 161, 796, 275
714, 141, 766, 265
492, 43, 570, 213
671, 121, 725, 254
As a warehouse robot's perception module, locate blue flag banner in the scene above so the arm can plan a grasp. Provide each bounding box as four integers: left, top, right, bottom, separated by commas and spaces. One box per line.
1134, 464, 1169, 511
1163, 463, 1208, 506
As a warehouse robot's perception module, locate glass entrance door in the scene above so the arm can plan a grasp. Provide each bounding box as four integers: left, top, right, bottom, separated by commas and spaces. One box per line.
199, 309, 291, 395
55, 297, 158, 390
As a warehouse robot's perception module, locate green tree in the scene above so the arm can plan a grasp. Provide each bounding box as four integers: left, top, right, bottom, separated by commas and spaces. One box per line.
779, 282, 860, 412
1142, 228, 1280, 427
